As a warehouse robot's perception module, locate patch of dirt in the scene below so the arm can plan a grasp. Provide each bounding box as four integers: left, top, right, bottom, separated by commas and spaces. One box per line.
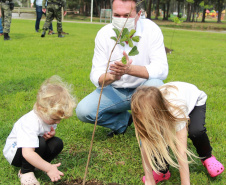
60, 178, 120, 185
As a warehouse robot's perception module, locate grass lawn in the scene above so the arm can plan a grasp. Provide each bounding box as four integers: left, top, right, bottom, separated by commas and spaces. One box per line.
0, 19, 225, 185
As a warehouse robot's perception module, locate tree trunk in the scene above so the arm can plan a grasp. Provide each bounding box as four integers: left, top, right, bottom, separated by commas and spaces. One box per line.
110, 0, 112, 10
177, 1, 180, 18
196, 6, 200, 22
190, 3, 194, 22
163, 3, 166, 20
217, 0, 223, 23
80, 1, 84, 15
147, 0, 152, 19
186, 3, 191, 22
192, 3, 196, 22
155, 0, 160, 19
95, 0, 100, 16
166, 0, 170, 21
103, 0, 106, 9
218, 11, 222, 23
85, 2, 88, 16
202, 8, 206, 22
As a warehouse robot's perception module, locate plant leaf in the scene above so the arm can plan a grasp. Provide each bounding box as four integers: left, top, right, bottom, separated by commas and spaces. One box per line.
110, 36, 117, 42
113, 28, 120, 38
128, 46, 139, 56
132, 36, 139, 42
120, 35, 129, 42
129, 29, 136, 37
121, 28, 129, 38
128, 39, 133, 48
121, 56, 127, 64
119, 42, 125, 47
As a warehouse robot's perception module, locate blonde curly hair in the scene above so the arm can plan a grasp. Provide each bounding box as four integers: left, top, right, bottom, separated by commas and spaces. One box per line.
33, 75, 77, 121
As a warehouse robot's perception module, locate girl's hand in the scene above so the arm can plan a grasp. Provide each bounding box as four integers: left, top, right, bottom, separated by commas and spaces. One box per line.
46, 163, 64, 182
43, 126, 55, 140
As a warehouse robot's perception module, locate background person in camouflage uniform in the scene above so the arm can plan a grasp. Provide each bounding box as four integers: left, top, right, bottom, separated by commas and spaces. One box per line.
0, 0, 14, 40
41, 0, 67, 38
31, 0, 54, 34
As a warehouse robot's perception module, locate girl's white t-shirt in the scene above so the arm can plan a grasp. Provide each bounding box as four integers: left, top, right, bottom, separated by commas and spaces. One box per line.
160, 82, 207, 131
3, 110, 57, 164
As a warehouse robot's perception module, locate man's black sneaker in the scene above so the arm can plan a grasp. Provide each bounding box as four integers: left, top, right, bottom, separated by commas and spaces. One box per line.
41, 31, 46, 37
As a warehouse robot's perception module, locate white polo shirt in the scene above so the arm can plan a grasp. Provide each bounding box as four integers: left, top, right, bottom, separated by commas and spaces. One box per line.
3, 110, 57, 164
160, 82, 207, 131
90, 18, 168, 88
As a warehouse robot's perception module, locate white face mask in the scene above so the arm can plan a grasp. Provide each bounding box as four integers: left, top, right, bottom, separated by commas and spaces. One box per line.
112, 16, 136, 31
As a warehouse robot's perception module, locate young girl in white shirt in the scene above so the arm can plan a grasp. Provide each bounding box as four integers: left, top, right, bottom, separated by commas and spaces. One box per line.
131, 82, 224, 185
3, 75, 76, 185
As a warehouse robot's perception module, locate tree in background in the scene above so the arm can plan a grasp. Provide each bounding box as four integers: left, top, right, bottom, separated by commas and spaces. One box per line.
216, 0, 225, 23
19, 0, 226, 23
186, 0, 193, 22
155, 0, 160, 19
147, 0, 153, 19
176, 0, 184, 17
191, 0, 202, 22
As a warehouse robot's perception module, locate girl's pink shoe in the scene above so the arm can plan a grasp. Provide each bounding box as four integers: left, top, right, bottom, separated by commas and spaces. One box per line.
201, 155, 224, 177
142, 170, 171, 184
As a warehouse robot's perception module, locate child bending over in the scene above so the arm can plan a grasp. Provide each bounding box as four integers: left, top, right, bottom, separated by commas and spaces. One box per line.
3, 75, 76, 185
131, 81, 224, 185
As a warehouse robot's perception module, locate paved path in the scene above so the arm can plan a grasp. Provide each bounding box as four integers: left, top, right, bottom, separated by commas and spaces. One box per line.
12, 14, 226, 34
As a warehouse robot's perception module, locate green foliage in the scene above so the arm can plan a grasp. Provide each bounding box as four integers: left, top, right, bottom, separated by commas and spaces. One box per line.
132, 36, 140, 42
128, 46, 139, 56
0, 19, 225, 185
121, 28, 129, 38
110, 36, 117, 42
113, 28, 120, 38
199, 1, 204, 6
111, 28, 140, 64
186, 0, 195, 3
121, 56, 127, 64
128, 39, 133, 48
119, 42, 125, 47
129, 29, 136, 37
173, 17, 183, 24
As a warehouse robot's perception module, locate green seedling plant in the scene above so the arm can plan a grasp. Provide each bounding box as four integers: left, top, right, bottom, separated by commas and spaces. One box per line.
83, 2, 144, 184
111, 28, 140, 64
170, 17, 183, 50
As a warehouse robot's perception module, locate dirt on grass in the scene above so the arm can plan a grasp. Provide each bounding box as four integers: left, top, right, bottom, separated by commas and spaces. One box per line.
60, 178, 120, 185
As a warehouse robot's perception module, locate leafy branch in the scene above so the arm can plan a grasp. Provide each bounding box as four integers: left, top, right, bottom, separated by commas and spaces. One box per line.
111, 28, 140, 64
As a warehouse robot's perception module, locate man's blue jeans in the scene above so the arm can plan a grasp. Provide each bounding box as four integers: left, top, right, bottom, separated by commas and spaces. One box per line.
76, 79, 164, 134
0, 18, 3, 33
36, 5, 52, 31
